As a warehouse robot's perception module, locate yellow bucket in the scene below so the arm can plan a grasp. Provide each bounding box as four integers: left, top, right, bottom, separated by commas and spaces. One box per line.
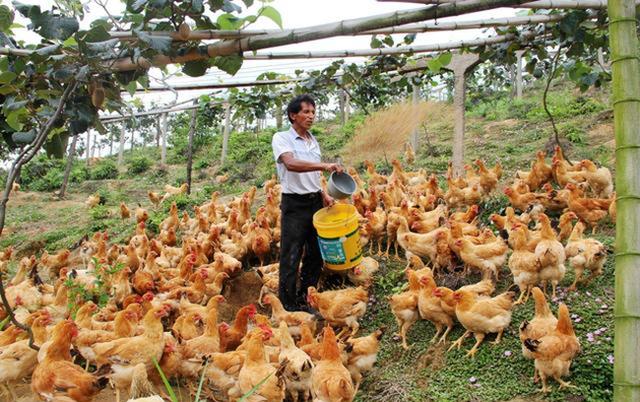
313, 204, 362, 271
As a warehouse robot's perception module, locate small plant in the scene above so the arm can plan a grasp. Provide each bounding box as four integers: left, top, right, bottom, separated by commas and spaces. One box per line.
64, 258, 125, 318
90, 159, 118, 180
89, 205, 110, 220
194, 158, 211, 170
126, 155, 152, 175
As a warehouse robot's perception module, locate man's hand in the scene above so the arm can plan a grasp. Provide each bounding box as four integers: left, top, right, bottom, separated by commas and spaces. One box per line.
322, 192, 335, 207
323, 163, 344, 173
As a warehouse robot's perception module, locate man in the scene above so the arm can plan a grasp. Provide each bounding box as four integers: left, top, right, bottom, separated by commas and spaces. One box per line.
271, 94, 343, 312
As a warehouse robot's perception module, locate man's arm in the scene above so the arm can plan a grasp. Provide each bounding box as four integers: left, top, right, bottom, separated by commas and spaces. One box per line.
279, 152, 342, 173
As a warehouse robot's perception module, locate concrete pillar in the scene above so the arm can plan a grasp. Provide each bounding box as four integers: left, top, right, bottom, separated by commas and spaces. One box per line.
221, 103, 231, 166
411, 83, 420, 151
515, 50, 525, 99
450, 53, 480, 177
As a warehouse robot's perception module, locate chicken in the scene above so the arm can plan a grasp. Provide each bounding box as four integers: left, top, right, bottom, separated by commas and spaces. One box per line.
474, 159, 502, 195
180, 295, 225, 378
522, 303, 580, 393
508, 226, 542, 304
136, 206, 149, 223
147, 191, 162, 208
519, 287, 558, 383
277, 321, 314, 402
148, 334, 182, 388
85, 193, 101, 208
307, 286, 368, 337
0, 313, 50, 399
171, 311, 202, 342
557, 211, 578, 244
347, 257, 379, 288
454, 236, 508, 280
263, 294, 317, 338
250, 222, 273, 266
448, 290, 516, 357
0, 326, 25, 347
93, 306, 170, 402
578, 159, 613, 198
235, 327, 286, 402
503, 187, 548, 212
417, 275, 456, 344
564, 183, 612, 233
395, 216, 447, 266
219, 304, 257, 352
565, 221, 606, 291
31, 320, 110, 402
206, 350, 246, 397
389, 269, 421, 350
363, 209, 386, 255
311, 326, 355, 402
534, 214, 566, 299
516, 150, 552, 190
119, 202, 131, 221
40, 249, 71, 277
161, 183, 189, 203
552, 158, 586, 188
345, 328, 383, 393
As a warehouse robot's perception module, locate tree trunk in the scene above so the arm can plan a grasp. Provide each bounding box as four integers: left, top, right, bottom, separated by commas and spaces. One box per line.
411, 83, 420, 151
608, 0, 640, 400
186, 102, 197, 195
275, 107, 283, 129
130, 128, 135, 150
109, 137, 113, 156
516, 50, 524, 99
118, 122, 126, 166
339, 92, 346, 126
156, 115, 161, 148
221, 103, 231, 166
59, 133, 78, 199
161, 113, 167, 165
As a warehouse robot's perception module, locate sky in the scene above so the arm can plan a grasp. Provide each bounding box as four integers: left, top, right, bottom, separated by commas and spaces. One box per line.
13, 0, 518, 107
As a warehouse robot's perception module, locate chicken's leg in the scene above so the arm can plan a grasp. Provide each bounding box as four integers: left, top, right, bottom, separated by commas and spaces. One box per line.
448, 330, 470, 352
551, 280, 559, 300
430, 324, 443, 343
568, 265, 584, 292
491, 329, 504, 345
401, 320, 415, 350
515, 286, 528, 305
376, 239, 383, 256
538, 373, 551, 393
466, 332, 486, 358
438, 325, 453, 344
556, 378, 577, 389
115, 388, 121, 402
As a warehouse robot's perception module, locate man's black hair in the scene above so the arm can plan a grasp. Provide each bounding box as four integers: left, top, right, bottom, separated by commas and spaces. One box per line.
286, 94, 316, 123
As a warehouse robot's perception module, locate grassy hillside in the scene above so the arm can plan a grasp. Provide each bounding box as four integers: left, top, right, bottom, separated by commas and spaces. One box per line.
1, 81, 615, 401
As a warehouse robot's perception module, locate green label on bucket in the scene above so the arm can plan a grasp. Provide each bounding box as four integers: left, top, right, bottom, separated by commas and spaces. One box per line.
317, 236, 346, 265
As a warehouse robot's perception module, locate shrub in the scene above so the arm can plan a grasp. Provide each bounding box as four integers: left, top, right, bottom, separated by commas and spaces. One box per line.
127, 155, 152, 175
90, 159, 118, 180
194, 158, 211, 170
30, 168, 64, 191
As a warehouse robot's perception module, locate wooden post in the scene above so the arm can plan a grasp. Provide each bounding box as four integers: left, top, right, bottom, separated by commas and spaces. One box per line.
411, 83, 420, 151
449, 53, 480, 177
608, 0, 640, 399
85, 130, 91, 166
221, 103, 231, 166
515, 50, 525, 99
118, 122, 125, 166
156, 115, 161, 148
186, 101, 197, 195
161, 113, 167, 165
339, 92, 346, 126
59, 134, 78, 199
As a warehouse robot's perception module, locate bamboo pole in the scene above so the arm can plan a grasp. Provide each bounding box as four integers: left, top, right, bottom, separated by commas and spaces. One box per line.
107, 0, 531, 71
117, 122, 125, 166
608, 0, 640, 399
59, 134, 78, 199
186, 101, 197, 195
411, 83, 420, 151
161, 113, 167, 165
221, 103, 231, 166
85, 131, 91, 166
379, 0, 634, 8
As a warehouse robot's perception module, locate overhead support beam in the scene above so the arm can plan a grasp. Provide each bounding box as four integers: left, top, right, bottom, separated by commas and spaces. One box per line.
137, 78, 304, 92
106, 0, 531, 71
378, 0, 633, 8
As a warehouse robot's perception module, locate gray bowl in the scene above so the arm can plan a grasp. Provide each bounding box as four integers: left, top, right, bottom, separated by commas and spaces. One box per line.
327, 171, 356, 199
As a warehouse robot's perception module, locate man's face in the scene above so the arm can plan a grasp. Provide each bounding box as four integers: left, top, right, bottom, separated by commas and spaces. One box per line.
290, 101, 315, 130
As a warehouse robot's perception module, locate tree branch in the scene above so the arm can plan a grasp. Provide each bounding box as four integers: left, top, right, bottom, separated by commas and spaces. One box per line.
542, 46, 571, 164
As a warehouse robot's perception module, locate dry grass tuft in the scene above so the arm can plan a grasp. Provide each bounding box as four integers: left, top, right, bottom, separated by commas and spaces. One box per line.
342, 101, 444, 165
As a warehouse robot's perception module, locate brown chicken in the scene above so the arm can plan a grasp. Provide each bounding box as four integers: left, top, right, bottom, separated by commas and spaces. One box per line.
474, 159, 502, 195
347, 257, 379, 288
565, 221, 607, 291
389, 269, 421, 350
120, 202, 131, 221
557, 211, 579, 244
519, 287, 558, 383
219, 304, 257, 352
454, 236, 508, 280
263, 294, 317, 338
534, 214, 566, 299
307, 286, 368, 337
345, 328, 384, 393
180, 295, 225, 378
564, 183, 612, 233
522, 303, 580, 393
449, 290, 515, 357
395, 216, 447, 266
508, 226, 542, 305
147, 191, 162, 208
171, 311, 203, 342
31, 320, 109, 402
235, 326, 286, 402
40, 249, 71, 277
363, 209, 386, 255
516, 150, 553, 190
579, 159, 613, 198
418, 275, 456, 344
311, 326, 355, 402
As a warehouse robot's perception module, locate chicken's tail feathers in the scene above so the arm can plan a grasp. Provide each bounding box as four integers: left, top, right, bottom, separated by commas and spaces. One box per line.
531, 287, 553, 318
556, 303, 576, 336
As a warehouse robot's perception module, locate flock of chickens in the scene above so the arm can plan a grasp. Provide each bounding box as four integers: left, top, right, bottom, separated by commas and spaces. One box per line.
0, 144, 614, 401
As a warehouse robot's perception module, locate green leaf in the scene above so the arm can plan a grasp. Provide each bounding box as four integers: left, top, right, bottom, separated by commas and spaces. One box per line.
183, 60, 209, 77
221, 0, 241, 13
426, 58, 442, 73
152, 357, 178, 402
217, 13, 242, 30
241, 0, 253, 6
0, 5, 14, 32
0, 85, 15, 95
0, 71, 16, 84
370, 37, 382, 49
6, 109, 25, 130
438, 51, 452, 66
212, 54, 242, 75
12, 129, 36, 144
134, 29, 173, 52
83, 25, 111, 42
238, 372, 274, 402
62, 36, 77, 47
259, 5, 282, 28
126, 81, 137, 96
194, 359, 209, 402
38, 15, 79, 40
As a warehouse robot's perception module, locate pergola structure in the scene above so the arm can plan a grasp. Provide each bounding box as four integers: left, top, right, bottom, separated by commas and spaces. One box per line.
0, 0, 636, 399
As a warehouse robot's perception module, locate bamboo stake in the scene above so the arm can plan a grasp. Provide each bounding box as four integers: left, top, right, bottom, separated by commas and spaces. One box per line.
221, 103, 231, 166
107, 0, 531, 71
117, 122, 125, 166
608, 0, 640, 399
59, 133, 78, 199
161, 113, 167, 165
186, 101, 197, 195
379, 0, 636, 8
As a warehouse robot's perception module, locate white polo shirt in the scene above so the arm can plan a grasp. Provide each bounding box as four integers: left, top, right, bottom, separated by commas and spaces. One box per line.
272, 127, 322, 194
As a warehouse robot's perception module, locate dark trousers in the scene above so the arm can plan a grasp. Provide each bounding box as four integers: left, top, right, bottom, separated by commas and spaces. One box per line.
279, 192, 324, 309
